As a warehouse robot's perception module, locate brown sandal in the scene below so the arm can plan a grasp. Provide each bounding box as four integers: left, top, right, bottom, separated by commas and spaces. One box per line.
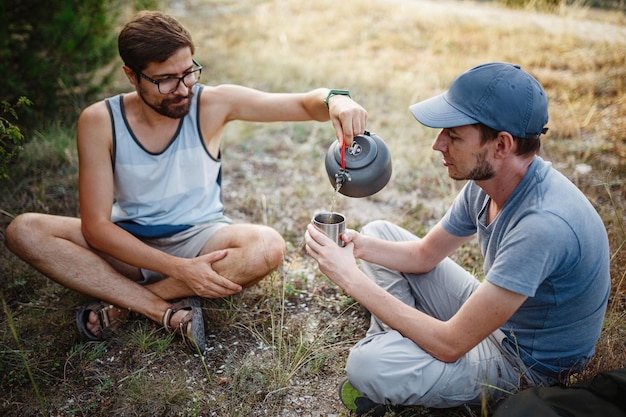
76, 300, 130, 341
162, 297, 206, 354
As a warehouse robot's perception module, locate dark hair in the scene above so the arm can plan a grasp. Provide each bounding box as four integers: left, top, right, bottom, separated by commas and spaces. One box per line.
476, 123, 541, 156
118, 11, 195, 72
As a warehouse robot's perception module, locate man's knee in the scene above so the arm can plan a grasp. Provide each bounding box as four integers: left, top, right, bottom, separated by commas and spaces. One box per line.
5, 213, 39, 254
361, 220, 420, 244
360, 220, 392, 238
345, 331, 445, 406
257, 226, 286, 270
345, 334, 412, 406
345, 334, 394, 392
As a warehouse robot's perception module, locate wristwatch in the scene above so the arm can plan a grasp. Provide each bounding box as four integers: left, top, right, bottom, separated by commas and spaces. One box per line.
324, 89, 351, 109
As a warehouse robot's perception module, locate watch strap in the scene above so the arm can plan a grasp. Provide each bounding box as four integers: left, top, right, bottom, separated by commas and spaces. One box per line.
324, 89, 352, 108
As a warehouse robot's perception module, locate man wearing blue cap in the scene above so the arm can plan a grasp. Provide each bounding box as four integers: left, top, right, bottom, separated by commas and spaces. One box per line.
305, 62, 610, 414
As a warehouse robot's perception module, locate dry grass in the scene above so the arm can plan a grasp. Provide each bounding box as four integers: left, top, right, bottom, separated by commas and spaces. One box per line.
1, 1, 625, 416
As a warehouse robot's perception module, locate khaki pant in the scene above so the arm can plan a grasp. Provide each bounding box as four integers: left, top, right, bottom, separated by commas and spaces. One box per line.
346, 220, 556, 408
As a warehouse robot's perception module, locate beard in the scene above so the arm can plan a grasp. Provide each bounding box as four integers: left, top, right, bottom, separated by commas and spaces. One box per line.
450, 148, 495, 181
138, 87, 194, 119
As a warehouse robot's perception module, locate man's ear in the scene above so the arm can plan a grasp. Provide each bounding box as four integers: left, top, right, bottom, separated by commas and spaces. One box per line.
493, 131, 515, 159
122, 66, 137, 86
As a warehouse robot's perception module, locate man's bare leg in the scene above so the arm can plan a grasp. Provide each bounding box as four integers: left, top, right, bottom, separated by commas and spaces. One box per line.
143, 223, 286, 300
6, 214, 285, 336
5, 213, 195, 337
202, 223, 286, 285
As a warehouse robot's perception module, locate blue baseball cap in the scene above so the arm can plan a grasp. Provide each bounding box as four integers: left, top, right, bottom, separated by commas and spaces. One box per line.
409, 62, 549, 139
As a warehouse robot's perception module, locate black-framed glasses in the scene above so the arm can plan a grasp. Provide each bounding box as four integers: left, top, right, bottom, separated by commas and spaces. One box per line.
136, 59, 203, 94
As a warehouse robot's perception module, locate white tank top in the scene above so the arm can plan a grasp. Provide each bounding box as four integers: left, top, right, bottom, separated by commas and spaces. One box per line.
106, 84, 224, 233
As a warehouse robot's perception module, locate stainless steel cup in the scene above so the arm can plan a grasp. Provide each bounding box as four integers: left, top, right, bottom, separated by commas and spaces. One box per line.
312, 212, 346, 247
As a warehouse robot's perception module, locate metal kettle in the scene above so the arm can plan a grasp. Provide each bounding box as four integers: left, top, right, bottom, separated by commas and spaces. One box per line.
325, 131, 392, 198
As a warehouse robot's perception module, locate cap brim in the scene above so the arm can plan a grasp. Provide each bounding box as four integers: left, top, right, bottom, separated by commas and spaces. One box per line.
409, 93, 478, 129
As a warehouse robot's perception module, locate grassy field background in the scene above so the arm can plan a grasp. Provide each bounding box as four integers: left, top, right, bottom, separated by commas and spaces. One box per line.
1, 0, 625, 416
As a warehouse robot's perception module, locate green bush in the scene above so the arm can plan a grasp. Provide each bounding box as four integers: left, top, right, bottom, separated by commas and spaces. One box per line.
0, 97, 32, 180
0, 0, 123, 127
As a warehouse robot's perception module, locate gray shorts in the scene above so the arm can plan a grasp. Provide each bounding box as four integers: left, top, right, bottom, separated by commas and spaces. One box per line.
346, 220, 556, 408
138, 216, 231, 283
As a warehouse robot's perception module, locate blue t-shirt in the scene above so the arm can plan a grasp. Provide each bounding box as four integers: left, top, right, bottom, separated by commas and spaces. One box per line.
441, 157, 610, 376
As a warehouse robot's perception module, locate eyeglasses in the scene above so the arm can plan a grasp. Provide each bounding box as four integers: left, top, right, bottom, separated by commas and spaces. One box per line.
136, 59, 203, 94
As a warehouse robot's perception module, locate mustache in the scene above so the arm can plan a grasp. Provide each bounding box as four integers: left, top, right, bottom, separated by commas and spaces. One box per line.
166, 96, 189, 104
164, 90, 195, 105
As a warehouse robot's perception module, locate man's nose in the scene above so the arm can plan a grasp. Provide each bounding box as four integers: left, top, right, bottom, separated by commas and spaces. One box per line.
432, 129, 447, 152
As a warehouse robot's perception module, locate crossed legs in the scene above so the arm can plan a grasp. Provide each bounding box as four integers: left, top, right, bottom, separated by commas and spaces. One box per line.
5, 213, 285, 340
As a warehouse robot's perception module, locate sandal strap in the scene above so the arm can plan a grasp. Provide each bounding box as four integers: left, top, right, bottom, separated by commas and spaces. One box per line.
76, 300, 129, 341
98, 304, 114, 328
161, 308, 173, 334
161, 299, 205, 354
161, 305, 192, 334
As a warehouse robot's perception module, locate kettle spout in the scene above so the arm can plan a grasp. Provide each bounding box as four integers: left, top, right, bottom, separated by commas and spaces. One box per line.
335, 169, 351, 186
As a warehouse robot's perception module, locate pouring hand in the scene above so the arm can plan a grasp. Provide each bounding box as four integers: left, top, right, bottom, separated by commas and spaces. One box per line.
328, 96, 368, 146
